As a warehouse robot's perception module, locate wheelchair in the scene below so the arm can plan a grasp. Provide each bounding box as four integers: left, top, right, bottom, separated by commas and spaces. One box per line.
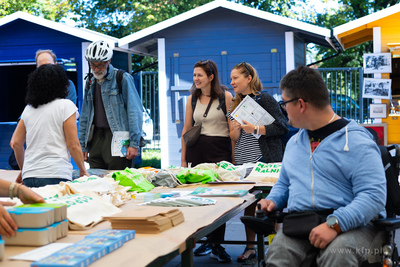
241, 144, 400, 267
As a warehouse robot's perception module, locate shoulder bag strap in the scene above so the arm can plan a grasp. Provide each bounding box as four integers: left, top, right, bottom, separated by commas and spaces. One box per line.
203, 98, 214, 118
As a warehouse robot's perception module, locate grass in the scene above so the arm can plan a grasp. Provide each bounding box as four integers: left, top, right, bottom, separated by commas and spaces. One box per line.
135, 149, 161, 169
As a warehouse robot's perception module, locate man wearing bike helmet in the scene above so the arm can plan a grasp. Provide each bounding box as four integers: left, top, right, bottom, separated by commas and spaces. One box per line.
78, 40, 143, 170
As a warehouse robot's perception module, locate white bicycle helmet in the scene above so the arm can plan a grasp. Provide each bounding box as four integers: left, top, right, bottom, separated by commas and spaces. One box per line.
85, 40, 113, 62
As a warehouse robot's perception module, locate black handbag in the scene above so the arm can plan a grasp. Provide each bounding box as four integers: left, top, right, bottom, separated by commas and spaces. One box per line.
282, 210, 332, 239
183, 98, 213, 147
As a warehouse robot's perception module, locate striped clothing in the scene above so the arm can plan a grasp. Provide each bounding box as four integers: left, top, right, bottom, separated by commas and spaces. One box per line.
227, 111, 263, 165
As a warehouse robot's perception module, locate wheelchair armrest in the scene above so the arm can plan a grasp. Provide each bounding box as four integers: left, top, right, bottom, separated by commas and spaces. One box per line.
373, 217, 400, 231
240, 215, 276, 236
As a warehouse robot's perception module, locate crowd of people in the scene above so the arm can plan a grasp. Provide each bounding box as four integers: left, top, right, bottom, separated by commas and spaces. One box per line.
4, 40, 389, 267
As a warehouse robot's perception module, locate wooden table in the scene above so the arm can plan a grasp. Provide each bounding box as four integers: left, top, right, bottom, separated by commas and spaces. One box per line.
0, 180, 263, 267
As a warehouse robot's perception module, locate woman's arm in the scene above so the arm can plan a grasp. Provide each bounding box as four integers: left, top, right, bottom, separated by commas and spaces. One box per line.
64, 114, 89, 177
181, 95, 194, 167
10, 120, 26, 180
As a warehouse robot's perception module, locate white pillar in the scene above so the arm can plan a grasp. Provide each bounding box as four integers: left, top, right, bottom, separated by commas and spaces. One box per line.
373, 27, 382, 123
158, 38, 169, 168
285, 32, 295, 73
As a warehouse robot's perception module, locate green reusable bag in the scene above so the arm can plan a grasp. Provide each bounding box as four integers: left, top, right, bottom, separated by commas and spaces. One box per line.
112, 168, 155, 192
176, 168, 217, 184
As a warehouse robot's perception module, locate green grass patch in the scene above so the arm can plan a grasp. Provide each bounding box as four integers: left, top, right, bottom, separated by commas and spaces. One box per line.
135, 149, 161, 168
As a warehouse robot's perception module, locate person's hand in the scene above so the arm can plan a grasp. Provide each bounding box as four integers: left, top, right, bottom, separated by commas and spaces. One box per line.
309, 223, 337, 249
80, 169, 90, 177
15, 172, 23, 184
232, 120, 242, 132
258, 199, 277, 214
241, 120, 256, 134
18, 184, 45, 204
0, 202, 18, 238
126, 147, 139, 160
82, 152, 88, 162
181, 160, 188, 168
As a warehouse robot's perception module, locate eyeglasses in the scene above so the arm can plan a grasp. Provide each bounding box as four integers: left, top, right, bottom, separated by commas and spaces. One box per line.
90, 62, 108, 70
238, 62, 253, 76
279, 98, 299, 109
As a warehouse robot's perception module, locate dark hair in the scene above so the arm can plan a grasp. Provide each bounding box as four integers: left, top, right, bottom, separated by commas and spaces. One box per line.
25, 64, 69, 108
279, 66, 330, 109
190, 60, 225, 99
231, 62, 262, 111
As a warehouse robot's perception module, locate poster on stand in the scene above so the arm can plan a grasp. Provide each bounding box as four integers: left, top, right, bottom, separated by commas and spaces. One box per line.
362, 78, 392, 100
363, 53, 392, 73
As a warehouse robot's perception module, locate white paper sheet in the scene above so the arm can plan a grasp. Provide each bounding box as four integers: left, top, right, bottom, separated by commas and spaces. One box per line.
230, 95, 275, 139
9, 243, 73, 261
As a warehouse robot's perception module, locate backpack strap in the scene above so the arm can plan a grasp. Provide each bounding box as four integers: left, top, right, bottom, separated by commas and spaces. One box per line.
117, 69, 126, 94
191, 95, 197, 126
216, 93, 227, 116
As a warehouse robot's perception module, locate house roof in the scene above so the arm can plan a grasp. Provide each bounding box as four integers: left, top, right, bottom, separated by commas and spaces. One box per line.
0, 11, 123, 51
333, 3, 400, 50
119, 0, 333, 55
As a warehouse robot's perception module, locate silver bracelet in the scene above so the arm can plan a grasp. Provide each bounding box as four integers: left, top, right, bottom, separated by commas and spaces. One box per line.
9, 182, 16, 200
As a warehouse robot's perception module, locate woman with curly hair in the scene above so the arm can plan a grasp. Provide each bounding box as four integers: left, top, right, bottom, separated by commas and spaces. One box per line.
10, 64, 88, 187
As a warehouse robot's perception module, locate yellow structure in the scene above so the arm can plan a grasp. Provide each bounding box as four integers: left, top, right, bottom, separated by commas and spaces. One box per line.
333, 4, 400, 144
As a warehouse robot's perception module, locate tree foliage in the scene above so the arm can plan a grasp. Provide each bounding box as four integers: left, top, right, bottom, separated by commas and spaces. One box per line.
312, 0, 400, 68
0, 0, 72, 21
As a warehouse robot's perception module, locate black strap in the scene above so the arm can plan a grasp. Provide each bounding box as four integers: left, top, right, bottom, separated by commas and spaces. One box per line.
203, 98, 213, 118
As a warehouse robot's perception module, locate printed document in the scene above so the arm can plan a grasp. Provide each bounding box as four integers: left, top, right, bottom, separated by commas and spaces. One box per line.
230, 95, 275, 138
111, 131, 130, 157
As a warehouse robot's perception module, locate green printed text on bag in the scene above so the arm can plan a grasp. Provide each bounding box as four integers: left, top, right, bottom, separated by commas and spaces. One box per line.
176, 169, 217, 184
112, 168, 155, 192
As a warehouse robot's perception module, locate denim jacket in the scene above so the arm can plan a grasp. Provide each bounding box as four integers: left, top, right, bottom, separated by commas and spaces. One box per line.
78, 64, 143, 151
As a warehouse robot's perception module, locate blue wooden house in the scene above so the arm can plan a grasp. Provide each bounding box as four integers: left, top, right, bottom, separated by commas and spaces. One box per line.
0, 11, 131, 169
119, 0, 334, 167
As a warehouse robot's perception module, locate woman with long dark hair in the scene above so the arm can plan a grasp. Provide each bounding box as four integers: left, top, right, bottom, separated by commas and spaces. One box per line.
181, 59, 233, 262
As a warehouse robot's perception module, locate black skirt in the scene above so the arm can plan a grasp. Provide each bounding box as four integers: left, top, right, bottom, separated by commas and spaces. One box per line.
186, 135, 232, 167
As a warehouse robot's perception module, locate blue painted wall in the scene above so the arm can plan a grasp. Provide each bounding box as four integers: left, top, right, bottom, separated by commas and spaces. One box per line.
133, 8, 306, 166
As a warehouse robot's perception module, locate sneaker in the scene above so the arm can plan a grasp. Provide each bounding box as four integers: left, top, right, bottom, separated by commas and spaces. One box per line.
194, 243, 213, 256
210, 244, 232, 262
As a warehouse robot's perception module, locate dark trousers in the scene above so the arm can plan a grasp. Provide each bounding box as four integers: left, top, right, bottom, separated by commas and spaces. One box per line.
89, 127, 132, 170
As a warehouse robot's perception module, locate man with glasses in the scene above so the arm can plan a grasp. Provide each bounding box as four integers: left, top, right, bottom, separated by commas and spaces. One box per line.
258, 66, 386, 266
79, 40, 143, 170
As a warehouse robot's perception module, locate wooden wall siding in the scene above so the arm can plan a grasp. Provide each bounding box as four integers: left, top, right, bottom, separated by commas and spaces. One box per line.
149, 8, 294, 166
0, 19, 88, 121
372, 13, 400, 145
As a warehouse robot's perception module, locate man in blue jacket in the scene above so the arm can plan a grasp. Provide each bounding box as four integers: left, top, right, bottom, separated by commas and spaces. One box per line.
79, 40, 143, 170
259, 66, 386, 266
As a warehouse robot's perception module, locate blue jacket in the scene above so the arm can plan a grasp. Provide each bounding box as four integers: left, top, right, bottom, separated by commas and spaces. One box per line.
66, 80, 77, 105
267, 120, 386, 232
78, 64, 143, 151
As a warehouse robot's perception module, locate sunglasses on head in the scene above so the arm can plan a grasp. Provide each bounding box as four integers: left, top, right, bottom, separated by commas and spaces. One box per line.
238, 62, 253, 76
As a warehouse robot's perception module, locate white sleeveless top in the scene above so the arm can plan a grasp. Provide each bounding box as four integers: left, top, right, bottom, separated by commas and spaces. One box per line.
193, 98, 229, 137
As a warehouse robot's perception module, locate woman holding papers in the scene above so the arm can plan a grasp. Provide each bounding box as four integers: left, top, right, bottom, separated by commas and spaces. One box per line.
10, 64, 89, 187
228, 62, 288, 262
181, 59, 233, 263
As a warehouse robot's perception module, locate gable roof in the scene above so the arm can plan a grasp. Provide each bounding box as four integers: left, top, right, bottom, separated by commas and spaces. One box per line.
0, 11, 119, 49
119, 0, 333, 55
333, 3, 400, 50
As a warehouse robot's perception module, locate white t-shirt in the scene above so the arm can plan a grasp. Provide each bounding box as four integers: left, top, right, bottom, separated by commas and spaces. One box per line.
21, 99, 78, 180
